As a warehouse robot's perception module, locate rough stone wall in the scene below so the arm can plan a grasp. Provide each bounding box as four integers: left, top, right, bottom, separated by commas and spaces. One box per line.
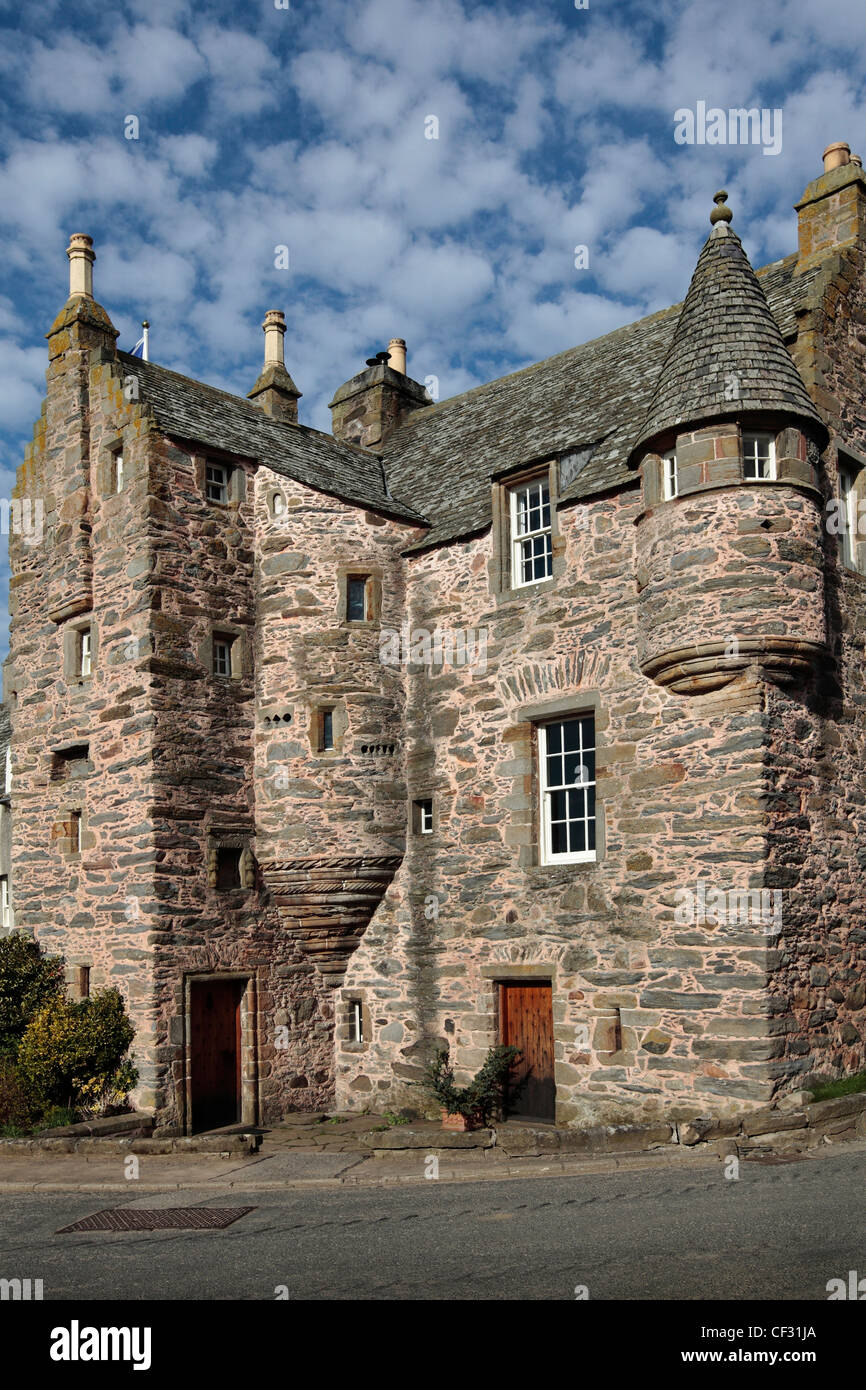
252, 471, 420, 1091
763, 244, 866, 1087
335, 484, 791, 1124
8, 324, 163, 1103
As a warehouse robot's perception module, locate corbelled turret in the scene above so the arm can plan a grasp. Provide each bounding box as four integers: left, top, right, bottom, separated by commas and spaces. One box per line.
630, 194, 829, 695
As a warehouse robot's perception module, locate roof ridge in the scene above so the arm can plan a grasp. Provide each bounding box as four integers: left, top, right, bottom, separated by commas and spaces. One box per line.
384, 250, 803, 444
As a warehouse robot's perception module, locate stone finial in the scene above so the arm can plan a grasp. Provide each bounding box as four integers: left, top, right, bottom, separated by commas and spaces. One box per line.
851, 154, 863, 168
262, 309, 287, 367
823, 142, 851, 173
709, 191, 733, 226
387, 338, 407, 375
67, 233, 95, 298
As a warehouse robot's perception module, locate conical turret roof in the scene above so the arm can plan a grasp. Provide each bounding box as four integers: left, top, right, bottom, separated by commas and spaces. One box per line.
629, 192, 824, 463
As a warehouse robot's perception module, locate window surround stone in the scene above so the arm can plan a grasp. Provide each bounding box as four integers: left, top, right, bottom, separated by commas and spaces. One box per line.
62, 619, 97, 685
193, 450, 249, 509
506, 690, 606, 870
489, 458, 565, 598
199, 624, 249, 680
336, 564, 383, 626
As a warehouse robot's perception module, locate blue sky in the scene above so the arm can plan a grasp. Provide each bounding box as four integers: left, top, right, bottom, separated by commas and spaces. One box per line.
0, 0, 864, 661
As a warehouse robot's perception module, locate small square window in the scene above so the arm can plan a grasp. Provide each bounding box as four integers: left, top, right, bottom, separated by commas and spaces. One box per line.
346, 576, 368, 622
414, 798, 434, 834
213, 635, 234, 677
215, 847, 242, 890
662, 449, 678, 500
206, 462, 230, 504
743, 432, 776, 481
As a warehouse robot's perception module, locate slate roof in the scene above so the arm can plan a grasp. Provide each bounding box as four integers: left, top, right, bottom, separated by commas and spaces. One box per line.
116, 232, 824, 555
381, 251, 824, 553
117, 353, 426, 526
629, 204, 825, 462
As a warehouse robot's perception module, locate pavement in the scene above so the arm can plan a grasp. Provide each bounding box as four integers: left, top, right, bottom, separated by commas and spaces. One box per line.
1, 1109, 863, 1192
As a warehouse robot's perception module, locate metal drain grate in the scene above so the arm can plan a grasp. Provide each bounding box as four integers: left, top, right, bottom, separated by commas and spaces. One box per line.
57, 1206, 256, 1233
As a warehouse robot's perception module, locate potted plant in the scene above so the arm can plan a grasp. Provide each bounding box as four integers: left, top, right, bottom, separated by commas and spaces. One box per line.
424, 1045, 522, 1130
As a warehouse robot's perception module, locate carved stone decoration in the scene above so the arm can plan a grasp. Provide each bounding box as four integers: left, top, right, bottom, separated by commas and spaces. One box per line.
261, 855, 403, 984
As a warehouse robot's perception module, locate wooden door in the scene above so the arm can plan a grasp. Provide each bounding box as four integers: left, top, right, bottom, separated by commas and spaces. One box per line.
189, 979, 244, 1133
500, 982, 555, 1121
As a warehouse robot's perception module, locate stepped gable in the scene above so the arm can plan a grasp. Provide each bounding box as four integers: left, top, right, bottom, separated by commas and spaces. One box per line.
629, 192, 825, 463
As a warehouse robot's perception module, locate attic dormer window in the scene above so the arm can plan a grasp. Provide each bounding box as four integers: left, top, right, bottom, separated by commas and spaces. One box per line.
743, 432, 776, 482
510, 478, 553, 587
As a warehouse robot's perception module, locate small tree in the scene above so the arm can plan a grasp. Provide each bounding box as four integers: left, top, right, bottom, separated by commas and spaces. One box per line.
0, 934, 64, 1059
18, 987, 137, 1113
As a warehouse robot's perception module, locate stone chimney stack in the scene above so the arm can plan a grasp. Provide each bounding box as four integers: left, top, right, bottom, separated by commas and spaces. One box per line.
67, 233, 95, 298
795, 141, 866, 272
329, 341, 431, 449
387, 338, 407, 375
46, 233, 117, 362
247, 309, 302, 424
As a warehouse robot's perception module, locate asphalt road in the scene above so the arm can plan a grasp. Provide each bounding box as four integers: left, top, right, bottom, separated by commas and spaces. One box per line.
1, 1148, 863, 1301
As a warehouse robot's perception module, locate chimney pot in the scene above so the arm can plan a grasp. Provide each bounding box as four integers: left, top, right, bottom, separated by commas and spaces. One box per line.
67, 233, 95, 299
387, 338, 407, 375
823, 142, 851, 173
262, 309, 287, 368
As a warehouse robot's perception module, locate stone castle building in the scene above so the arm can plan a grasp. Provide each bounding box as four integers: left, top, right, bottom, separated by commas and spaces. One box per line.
6, 141, 866, 1132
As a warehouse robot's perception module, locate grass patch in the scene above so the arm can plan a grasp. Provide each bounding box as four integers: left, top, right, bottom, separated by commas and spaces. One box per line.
808, 1070, 866, 1102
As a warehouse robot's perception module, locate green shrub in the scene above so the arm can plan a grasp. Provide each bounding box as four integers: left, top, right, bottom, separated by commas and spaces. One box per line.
0, 1056, 37, 1130
0, 934, 64, 1058
423, 1044, 522, 1125
17, 987, 137, 1113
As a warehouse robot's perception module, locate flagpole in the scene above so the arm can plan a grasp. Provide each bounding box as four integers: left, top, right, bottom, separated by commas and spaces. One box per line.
142, 321, 150, 362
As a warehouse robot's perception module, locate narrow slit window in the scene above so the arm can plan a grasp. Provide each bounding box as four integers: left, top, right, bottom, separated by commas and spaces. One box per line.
839, 465, 860, 570
70, 810, 82, 856
113, 451, 124, 494
349, 1000, 364, 1043
414, 798, 434, 834
346, 576, 368, 622
216, 847, 242, 890
662, 449, 678, 499
79, 628, 93, 678
321, 709, 334, 751
213, 635, 233, 677
0, 876, 10, 931
510, 478, 553, 587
